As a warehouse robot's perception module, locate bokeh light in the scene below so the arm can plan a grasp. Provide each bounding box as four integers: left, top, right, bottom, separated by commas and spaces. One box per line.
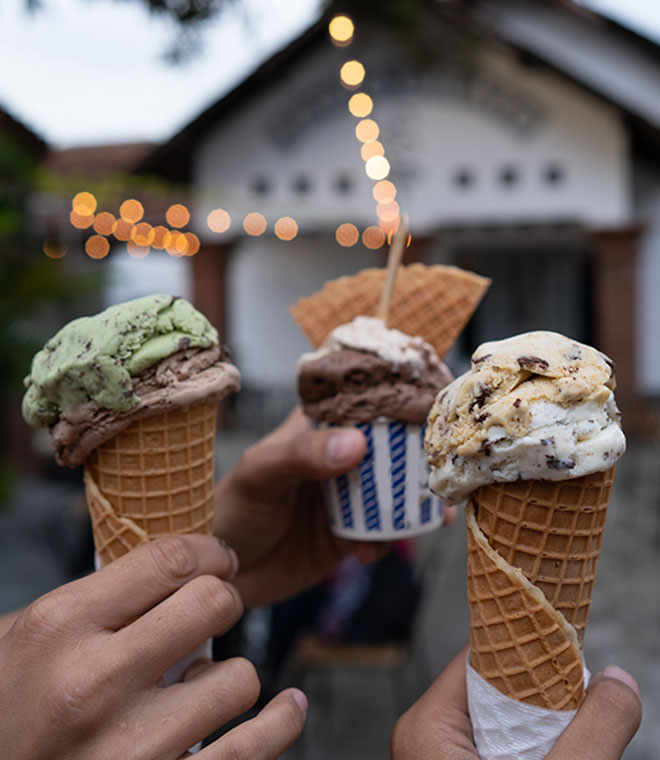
243, 212, 267, 236
166, 203, 190, 228
360, 141, 385, 161
119, 199, 144, 224
165, 230, 188, 256
207, 208, 231, 233
340, 60, 365, 88
377, 200, 400, 222
362, 225, 386, 250
93, 211, 115, 236
85, 235, 110, 259
335, 223, 359, 247
348, 93, 373, 118
274, 216, 299, 241
43, 239, 67, 259
113, 219, 135, 242
373, 180, 397, 203
70, 210, 94, 229
365, 155, 391, 180
151, 225, 170, 250
355, 119, 380, 143
72, 191, 97, 216
132, 222, 155, 247
183, 232, 201, 256
329, 14, 354, 45
127, 241, 150, 259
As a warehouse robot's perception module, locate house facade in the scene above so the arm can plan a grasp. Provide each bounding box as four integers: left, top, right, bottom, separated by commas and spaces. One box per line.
131, 0, 660, 433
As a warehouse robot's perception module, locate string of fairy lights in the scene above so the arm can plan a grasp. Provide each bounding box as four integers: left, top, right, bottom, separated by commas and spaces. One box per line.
46, 13, 405, 261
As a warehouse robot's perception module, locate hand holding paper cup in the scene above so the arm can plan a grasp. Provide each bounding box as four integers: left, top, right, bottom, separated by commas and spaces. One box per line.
424, 330, 626, 759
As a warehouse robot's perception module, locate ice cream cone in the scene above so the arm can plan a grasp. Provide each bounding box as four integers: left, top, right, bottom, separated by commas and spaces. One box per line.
289, 263, 490, 359
466, 504, 585, 710
466, 467, 615, 710
471, 468, 614, 644
84, 401, 218, 567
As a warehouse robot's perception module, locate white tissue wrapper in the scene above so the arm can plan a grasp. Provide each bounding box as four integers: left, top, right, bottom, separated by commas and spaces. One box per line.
466, 654, 590, 760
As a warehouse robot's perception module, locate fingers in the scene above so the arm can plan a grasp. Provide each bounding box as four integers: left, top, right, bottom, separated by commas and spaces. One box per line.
72, 535, 239, 630
234, 409, 366, 496
546, 666, 642, 760
149, 657, 262, 756
198, 688, 308, 760
113, 575, 244, 681
391, 646, 476, 759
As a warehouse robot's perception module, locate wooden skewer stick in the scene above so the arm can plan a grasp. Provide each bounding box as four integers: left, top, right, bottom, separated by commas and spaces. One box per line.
376, 214, 409, 325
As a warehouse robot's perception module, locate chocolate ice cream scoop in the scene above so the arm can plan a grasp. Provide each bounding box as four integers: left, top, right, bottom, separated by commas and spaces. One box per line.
297, 315, 453, 424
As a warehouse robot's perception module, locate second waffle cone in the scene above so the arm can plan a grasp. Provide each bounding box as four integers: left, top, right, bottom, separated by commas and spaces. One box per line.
84, 401, 218, 567
467, 467, 615, 709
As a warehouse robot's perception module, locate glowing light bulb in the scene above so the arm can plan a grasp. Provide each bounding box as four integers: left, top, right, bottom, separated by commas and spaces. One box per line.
113, 219, 135, 242
348, 93, 373, 118
127, 241, 150, 259
93, 211, 115, 236
43, 239, 67, 259
329, 15, 354, 45
365, 155, 390, 180
207, 208, 231, 233
183, 232, 201, 255
340, 60, 365, 88
360, 141, 384, 162
132, 222, 155, 247
377, 200, 400, 222
119, 199, 144, 224
362, 225, 386, 250
70, 210, 94, 229
243, 212, 267, 236
166, 203, 190, 228
85, 235, 110, 259
373, 180, 397, 203
335, 223, 359, 247
72, 191, 97, 216
355, 119, 379, 143
151, 226, 170, 250
274, 217, 298, 241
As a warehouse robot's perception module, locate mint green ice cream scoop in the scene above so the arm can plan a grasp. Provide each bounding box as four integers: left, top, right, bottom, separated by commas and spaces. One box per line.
22, 294, 219, 428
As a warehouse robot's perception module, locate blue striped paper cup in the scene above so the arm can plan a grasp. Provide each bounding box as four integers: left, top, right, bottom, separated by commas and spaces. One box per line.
319, 419, 444, 540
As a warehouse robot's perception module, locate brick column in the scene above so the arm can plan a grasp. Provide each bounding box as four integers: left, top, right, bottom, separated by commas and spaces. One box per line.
191, 240, 235, 425
589, 226, 642, 434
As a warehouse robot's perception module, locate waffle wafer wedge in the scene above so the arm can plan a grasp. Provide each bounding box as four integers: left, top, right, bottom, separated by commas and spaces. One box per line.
289, 263, 490, 358
84, 401, 218, 567
466, 504, 585, 710
472, 468, 614, 646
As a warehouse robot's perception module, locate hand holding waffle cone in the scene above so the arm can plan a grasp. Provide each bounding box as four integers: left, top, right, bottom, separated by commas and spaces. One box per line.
22, 294, 241, 567
425, 330, 626, 758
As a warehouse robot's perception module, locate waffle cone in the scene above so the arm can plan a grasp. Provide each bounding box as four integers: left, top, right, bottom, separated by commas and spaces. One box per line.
466, 504, 585, 710
472, 468, 614, 644
289, 263, 490, 358
83, 401, 218, 567
467, 467, 615, 709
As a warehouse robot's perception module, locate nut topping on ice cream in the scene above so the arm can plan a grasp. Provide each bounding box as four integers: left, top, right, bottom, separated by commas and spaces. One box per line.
425, 331, 626, 504
298, 315, 453, 424
22, 294, 240, 467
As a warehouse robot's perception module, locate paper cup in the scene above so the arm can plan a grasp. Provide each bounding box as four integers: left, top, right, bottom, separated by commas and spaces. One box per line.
318, 418, 444, 540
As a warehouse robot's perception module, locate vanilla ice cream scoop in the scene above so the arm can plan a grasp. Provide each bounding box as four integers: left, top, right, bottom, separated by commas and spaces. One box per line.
424, 331, 626, 504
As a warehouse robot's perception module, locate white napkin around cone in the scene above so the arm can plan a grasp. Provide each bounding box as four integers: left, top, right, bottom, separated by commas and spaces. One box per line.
466, 652, 591, 760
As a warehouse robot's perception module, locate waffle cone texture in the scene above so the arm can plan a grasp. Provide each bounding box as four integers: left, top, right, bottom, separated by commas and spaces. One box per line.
289, 263, 490, 359
466, 467, 615, 710
84, 401, 218, 567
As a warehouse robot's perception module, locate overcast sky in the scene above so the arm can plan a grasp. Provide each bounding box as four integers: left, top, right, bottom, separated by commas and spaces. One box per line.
0, 0, 657, 148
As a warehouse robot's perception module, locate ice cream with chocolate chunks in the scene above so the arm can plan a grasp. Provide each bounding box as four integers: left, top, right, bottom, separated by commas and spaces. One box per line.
425, 330, 626, 505
22, 294, 240, 467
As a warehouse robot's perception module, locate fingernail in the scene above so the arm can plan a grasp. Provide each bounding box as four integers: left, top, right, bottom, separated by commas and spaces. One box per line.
218, 538, 240, 579
290, 688, 308, 714
326, 429, 364, 467
602, 666, 641, 696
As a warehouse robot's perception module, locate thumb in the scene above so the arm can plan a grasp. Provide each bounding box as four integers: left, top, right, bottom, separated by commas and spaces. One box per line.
546, 666, 642, 760
234, 408, 367, 494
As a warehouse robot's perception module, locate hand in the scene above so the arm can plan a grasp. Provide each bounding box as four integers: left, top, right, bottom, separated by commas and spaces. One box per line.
214, 408, 456, 608
390, 646, 641, 760
0, 535, 307, 760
